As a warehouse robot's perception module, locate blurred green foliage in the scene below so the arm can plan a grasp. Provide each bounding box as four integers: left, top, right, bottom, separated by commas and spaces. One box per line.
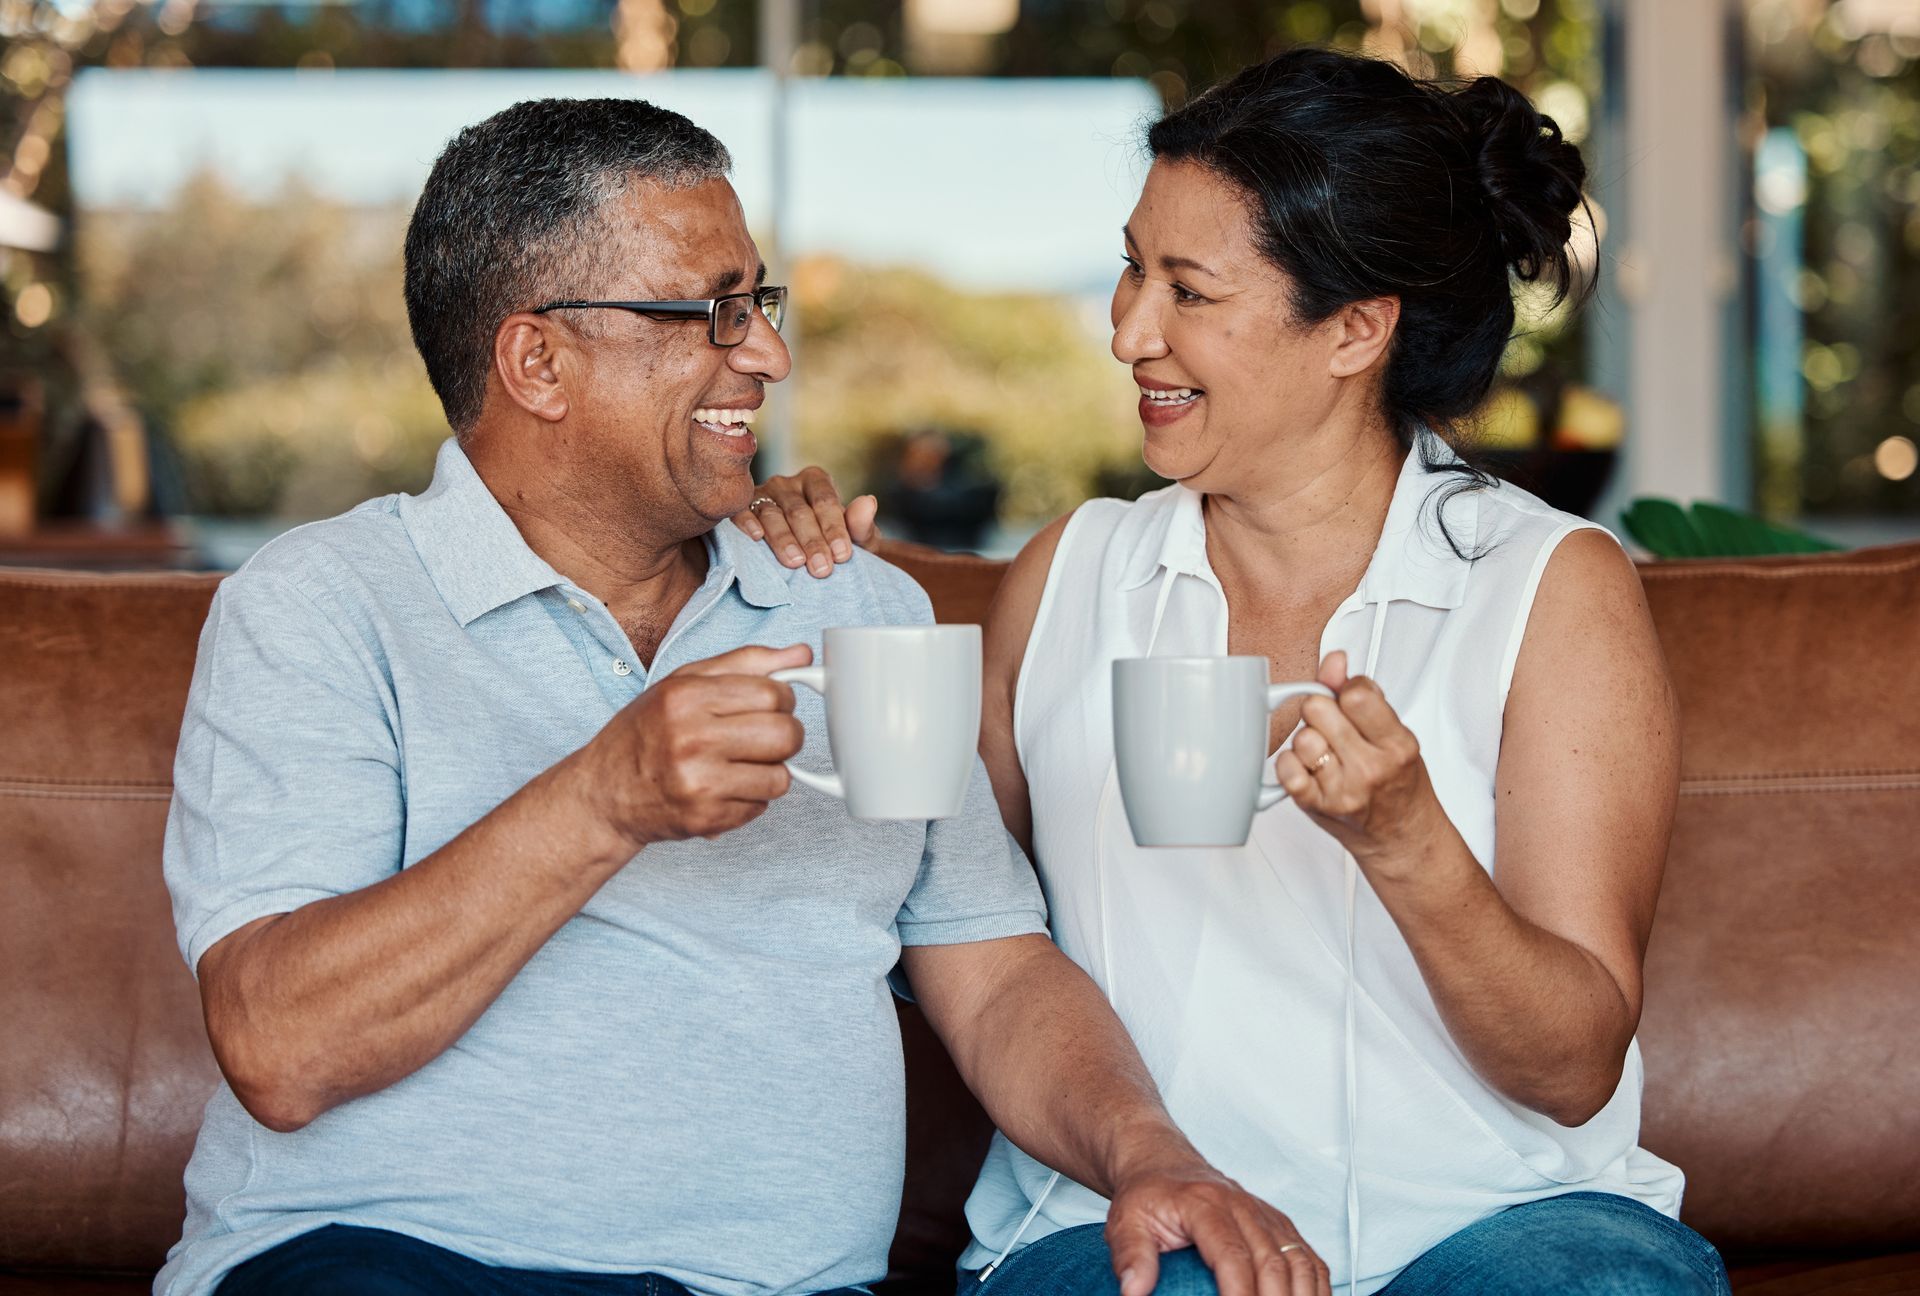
1747, 0, 1920, 517
77, 176, 437, 516
791, 256, 1139, 523
24, 0, 1612, 528
77, 177, 1143, 522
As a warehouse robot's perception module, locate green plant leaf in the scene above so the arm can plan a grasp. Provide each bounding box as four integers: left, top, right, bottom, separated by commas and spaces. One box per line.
1620, 498, 1705, 558
1622, 497, 1844, 558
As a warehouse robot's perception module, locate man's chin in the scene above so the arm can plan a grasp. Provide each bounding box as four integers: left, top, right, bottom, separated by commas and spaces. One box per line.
703, 479, 760, 526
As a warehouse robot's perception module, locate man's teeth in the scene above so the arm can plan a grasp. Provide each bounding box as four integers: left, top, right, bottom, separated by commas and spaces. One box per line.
692, 407, 757, 431
1140, 387, 1201, 404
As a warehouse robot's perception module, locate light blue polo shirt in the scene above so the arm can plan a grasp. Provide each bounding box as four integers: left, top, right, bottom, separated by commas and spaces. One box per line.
157, 438, 1047, 1296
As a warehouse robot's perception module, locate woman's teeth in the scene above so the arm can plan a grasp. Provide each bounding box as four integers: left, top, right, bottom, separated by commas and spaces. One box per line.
1140, 386, 1201, 405
693, 407, 756, 435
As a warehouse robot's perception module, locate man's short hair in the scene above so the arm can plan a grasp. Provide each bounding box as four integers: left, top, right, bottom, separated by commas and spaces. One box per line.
403, 98, 732, 434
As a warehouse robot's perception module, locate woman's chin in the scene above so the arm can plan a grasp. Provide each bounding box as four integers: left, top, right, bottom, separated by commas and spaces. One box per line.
1140, 430, 1200, 484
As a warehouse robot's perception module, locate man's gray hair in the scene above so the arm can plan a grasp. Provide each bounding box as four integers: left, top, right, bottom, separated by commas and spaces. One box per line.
403, 98, 732, 433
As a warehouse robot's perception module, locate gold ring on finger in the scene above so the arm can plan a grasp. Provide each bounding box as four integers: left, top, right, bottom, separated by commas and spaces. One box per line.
1278, 1243, 1303, 1254
1311, 751, 1333, 773
749, 496, 776, 512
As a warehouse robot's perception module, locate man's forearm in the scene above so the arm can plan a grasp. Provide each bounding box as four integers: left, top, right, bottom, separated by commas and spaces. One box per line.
910, 937, 1199, 1197
202, 749, 635, 1131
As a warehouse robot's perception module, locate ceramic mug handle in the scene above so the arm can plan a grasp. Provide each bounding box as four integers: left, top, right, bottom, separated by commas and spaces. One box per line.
1255, 682, 1338, 810
770, 666, 846, 800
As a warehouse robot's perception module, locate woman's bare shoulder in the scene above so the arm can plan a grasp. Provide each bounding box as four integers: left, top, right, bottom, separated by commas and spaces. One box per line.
984, 510, 1078, 676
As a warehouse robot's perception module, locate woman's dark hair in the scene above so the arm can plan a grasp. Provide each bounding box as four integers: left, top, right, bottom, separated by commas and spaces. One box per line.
1147, 48, 1591, 543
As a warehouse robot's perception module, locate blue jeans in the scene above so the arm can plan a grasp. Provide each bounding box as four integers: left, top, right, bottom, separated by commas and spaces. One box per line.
961, 1193, 1730, 1296
218, 1224, 876, 1296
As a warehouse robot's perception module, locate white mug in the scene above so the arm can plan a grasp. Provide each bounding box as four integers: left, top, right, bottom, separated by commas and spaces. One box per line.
772, 625, 982, 820
1112, 656, 1335, 848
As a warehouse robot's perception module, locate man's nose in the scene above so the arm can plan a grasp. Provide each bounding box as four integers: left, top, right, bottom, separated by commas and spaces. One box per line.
731, 312, 792, 383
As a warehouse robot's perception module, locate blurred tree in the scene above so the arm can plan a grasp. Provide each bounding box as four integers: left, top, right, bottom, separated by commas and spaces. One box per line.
792, 254, 1139, 522
78, 182, 1146, 522
1746, 0, 1920, 517
77, 176, 435, 516
24, 0, 1611, 530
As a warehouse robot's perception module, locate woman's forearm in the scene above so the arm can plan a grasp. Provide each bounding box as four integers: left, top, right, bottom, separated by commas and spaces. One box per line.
1363, 824, 1639, 1126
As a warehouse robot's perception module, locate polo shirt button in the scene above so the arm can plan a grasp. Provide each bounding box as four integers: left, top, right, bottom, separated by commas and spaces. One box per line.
567, 598, 586, 614
612, 659, 632, 676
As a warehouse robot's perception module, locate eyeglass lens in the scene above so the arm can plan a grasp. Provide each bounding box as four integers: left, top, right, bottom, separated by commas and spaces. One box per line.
714, 289, 786, 345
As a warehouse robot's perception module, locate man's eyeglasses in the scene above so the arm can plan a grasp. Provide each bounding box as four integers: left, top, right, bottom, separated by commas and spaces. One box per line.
531, 286, 787, 348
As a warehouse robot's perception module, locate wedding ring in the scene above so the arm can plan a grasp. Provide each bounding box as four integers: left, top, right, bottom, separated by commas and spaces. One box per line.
748, 496, 776, 512
1311, 751, 1333, 772
1278, 1244, 1303, 1254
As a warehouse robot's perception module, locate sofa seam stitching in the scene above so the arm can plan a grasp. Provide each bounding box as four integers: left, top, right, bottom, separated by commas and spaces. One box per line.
1640, 555, 1920, 582
1682, 767, 1920, 780
0, 787, 173, 801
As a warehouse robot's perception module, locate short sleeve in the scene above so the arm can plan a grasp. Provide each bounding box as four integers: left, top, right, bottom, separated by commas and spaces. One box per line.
164, 572, 405, 975
895, 757, 1048, 949
854, 550, 1048, 980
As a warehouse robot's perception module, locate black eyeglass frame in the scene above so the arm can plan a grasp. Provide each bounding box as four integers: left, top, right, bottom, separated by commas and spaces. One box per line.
530, 286, 787, 348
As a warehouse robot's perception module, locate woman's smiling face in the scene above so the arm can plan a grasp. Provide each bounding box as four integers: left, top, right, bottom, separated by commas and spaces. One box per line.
1111, 159, 1370, 493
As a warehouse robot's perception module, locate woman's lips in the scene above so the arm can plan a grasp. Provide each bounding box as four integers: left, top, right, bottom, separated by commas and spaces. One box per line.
1137, 387, 1203, 428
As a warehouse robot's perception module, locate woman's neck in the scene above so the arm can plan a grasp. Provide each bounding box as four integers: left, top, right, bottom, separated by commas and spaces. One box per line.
1201, 427, 1407, 603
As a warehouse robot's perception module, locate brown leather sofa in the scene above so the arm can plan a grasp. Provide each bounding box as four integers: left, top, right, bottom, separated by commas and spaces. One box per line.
4, 540, 1919, 1295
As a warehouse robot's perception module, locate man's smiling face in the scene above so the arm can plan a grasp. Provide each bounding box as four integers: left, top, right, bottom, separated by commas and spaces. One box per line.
549, 176, 790, 534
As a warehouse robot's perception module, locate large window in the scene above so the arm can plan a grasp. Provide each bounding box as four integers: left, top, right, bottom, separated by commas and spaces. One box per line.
11, 0, 1613, 564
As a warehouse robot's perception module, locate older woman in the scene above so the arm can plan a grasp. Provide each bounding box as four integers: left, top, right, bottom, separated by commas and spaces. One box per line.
741, 48, 1727, 1296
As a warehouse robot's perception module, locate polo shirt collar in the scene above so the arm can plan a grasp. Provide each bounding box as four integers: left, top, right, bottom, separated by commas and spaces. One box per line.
707, 516, 795, 611
401, 438, 567, 627
402, 438, 795, 626
1116, 431, 1479, 612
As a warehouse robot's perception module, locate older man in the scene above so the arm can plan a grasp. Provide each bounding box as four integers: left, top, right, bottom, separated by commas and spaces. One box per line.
156, 99, 1323, 1296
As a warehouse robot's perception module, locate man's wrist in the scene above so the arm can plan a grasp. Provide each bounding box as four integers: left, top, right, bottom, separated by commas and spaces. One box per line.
1102, 1115, 1211, 1194
548, 744, 652, 868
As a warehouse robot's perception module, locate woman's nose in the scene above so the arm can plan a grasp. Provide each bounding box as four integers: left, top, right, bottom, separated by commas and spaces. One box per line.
1111, 287, 1169, 365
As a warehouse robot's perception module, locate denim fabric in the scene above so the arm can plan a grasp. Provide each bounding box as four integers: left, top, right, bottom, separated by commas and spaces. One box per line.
960, 1193, 1729, 1296
1380, 1192, 1730, 1296
218, 1225, 876, 1296
960, 1224, 1223, 1296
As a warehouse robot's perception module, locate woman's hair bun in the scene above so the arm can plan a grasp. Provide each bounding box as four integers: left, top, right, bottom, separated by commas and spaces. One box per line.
1450, 76, 1588, 301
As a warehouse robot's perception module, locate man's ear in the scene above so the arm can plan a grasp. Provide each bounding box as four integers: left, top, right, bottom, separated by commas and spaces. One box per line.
1328, 296, 1400, 380
494, 313, 571, 424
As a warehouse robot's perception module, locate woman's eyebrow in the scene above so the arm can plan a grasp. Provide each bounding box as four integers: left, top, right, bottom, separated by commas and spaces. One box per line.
1159, 252, 1217, 277
1120, 225, 1217, 277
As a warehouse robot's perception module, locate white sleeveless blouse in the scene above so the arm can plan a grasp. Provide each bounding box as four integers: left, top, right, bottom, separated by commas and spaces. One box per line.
960, 442, 1684, 1293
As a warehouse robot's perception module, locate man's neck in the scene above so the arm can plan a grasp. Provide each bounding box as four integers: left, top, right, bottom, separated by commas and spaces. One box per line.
464, 437, 711, 667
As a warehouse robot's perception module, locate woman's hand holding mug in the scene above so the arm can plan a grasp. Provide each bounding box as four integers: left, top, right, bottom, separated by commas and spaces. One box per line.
1272, 650, 1448, 873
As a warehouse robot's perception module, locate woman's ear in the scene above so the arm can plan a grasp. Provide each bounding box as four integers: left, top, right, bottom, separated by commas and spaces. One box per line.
1328, 296, 1401, 379
494, 314, 572, 424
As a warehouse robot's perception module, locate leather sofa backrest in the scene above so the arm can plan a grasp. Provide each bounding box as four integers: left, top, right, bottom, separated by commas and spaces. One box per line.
0, 571, 224, 1273
1633, 545, 1920, 1256
3, 540, 1918, 1277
